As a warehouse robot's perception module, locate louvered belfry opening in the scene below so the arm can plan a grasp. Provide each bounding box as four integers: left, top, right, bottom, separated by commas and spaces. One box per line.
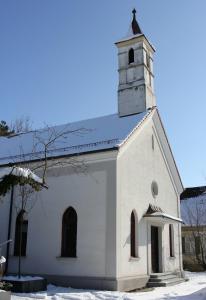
128, 48, 134, 64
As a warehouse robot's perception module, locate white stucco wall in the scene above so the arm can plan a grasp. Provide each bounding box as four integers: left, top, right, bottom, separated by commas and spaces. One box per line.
0, 111, 183, 282
0, 195, 11, 250
116, 111, 182, 278
117, 36, 156, 117
0, 151, 117, 279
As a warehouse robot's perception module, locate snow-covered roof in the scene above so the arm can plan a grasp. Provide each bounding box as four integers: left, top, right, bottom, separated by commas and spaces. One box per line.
144, 212, 183, 224
181, 186, 206, 200
143, 204, 183, 224
181, 194, 206, 226
0, 111, 149, 165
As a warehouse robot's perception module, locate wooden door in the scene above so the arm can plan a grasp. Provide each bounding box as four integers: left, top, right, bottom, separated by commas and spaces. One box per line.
151, 226, 159, 273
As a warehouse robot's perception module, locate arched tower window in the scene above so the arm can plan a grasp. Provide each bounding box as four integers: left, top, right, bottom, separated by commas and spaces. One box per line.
128, 48, 134, 64
169, 224, 175, 257
61, 207, 77, 257
14, 210, 28, 256
131, 210, 137, 257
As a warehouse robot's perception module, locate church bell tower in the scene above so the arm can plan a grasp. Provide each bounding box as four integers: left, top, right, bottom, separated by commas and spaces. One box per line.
116, 10, 156, 117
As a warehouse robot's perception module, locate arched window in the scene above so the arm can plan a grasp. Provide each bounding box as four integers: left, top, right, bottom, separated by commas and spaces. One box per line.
128, 48, 134, 64
14, 210, 28, 256
61, 207, 77, 257
169, 224, 174, 257
130, 211, 137, 257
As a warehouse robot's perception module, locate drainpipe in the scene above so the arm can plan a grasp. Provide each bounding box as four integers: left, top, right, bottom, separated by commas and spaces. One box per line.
5, 185, 14, 274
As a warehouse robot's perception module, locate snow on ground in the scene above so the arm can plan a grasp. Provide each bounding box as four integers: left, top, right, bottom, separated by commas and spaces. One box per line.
11, 272, 206, 300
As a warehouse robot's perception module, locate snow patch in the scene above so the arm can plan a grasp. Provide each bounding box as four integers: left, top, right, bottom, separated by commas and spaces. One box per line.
0, 256, 6, 264
0, 167, 43, 184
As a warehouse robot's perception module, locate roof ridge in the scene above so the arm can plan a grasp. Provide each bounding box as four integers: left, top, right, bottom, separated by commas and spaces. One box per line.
2, 113, 119, 139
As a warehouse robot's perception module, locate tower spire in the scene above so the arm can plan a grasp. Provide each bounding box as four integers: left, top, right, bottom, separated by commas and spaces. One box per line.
115, 10, 156, 117
131, 8, 142, 35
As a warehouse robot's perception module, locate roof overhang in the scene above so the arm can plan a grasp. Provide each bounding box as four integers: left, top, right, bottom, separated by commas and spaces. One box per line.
144, 212, 183, 224
152, 109, 184, 195
115, 34, 155, 53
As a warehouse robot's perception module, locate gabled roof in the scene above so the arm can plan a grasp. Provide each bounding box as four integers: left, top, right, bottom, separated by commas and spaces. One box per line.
144, 204, 183, 224
0, 111, 149, 166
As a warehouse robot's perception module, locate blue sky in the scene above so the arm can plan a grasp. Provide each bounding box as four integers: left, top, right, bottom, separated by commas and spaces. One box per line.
1, 0, 206, 187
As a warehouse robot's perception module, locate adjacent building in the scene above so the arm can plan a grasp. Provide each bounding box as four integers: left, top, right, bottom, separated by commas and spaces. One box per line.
181, 186, 206, 271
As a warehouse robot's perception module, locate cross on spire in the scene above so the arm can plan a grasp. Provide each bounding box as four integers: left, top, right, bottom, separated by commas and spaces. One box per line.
131, 8, 142, 35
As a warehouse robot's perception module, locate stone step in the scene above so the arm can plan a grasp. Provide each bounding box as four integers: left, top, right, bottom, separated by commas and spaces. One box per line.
147, 277, 185, 288
149, 274, 177, 282
165, 278, 185, 287
150, 272, 174, 278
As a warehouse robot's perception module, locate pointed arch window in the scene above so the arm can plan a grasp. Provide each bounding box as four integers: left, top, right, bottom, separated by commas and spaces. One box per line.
128, 48, 134, 64
131, 210, 137, 257
14, 210, 28, 256
169, 224, 175, 257
61, 207, 77, 257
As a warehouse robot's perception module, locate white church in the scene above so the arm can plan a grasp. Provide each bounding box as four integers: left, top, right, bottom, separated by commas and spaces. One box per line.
0, 11, 184, 291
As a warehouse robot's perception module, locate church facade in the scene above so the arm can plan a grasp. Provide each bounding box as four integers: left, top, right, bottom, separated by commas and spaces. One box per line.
0, 11, 184, 291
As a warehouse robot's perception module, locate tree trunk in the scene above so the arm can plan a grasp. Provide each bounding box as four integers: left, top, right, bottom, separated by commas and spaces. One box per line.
18, 202, 23, 279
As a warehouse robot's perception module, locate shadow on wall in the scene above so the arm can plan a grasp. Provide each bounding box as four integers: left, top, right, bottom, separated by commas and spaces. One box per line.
123, 218, 147, 248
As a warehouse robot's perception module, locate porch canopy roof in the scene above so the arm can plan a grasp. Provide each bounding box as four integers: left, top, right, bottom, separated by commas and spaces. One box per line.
143, 204, 183, 224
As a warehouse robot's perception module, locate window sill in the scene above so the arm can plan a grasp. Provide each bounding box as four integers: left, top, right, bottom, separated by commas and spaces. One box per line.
129, 256, 140, 262
169, 256, 176, 260
56, 256, 77, 260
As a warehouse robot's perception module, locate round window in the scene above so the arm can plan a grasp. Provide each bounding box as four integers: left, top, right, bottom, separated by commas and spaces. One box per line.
151, 181, 158, 198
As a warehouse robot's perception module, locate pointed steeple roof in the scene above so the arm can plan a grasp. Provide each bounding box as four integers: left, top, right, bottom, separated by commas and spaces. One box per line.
115, 9, 155, 52
131, 9, 142, 35
123, 9, 143, 39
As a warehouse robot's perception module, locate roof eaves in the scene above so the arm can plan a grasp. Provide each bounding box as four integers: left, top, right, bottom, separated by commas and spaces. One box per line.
155, 108, 184, 192
0, 146, 119, 168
